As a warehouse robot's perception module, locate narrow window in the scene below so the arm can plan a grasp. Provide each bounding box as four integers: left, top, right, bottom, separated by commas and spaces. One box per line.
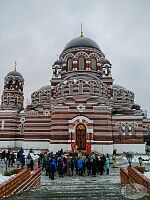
69, 84, 73, 95
91, 58, 97, 70
14, 97, 18, 105
47, 93, 51, 103
68, 59, 72, 71
90, 82, 94, 94
79, 82, 83, 94
79, 56, 85, 70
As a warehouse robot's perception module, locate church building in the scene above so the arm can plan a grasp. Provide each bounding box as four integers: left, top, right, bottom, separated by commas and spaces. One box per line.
0, 31, 150, 154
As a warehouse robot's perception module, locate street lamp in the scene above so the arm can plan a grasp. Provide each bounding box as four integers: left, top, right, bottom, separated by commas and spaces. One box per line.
5, 159, 8, 172
126, 152, 133, 167
138, 156, 143, 166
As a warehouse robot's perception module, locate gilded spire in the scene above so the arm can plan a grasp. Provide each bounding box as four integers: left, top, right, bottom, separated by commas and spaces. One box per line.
14, 61, 17, 71
80, 23, 84, 37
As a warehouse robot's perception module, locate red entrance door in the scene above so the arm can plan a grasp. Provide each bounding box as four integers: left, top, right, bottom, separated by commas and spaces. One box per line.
76, 124, 86, 150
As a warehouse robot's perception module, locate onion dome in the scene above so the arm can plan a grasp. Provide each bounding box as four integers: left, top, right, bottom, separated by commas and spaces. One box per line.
63, 36, 101, 51
132, 104, 141, 110
53, 60, 62, 66
5, 70, 24, 81
101, 59, 111, 66
1, 63, 24, 111
112, 84, 129, 92
112, 84, 135, 105
37, 85, 51, 92
31, 85, 51, 106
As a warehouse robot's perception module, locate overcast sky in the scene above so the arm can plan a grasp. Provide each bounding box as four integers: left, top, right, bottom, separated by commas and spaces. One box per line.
0, 0, 150, 116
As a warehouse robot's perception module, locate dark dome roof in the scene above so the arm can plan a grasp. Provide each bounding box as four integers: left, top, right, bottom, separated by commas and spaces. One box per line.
5, 70, 23, 80
112, 84, 128, 91
112, 84, 133, 94
54, 60, 62, 65
37, 85, 51, 92
63, 36, 100, 51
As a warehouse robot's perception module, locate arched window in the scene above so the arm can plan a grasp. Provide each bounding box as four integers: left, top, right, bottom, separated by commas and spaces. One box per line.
68, 59, 72, 71
91, 58, 97, 70
79, 56, 85, 70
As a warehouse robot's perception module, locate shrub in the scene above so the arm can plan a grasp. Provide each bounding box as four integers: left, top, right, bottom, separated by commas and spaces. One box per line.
4, 171, 11, 176
9, 168, 18, 175
4, 168, 18, 176
135, 166, 148, 174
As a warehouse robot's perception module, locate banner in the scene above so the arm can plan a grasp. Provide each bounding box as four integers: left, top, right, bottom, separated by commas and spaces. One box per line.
86, 142, 92, 155
71, 142, 76, 152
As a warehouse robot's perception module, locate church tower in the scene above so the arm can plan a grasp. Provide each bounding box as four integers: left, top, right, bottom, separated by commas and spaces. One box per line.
1, 63, 24, 112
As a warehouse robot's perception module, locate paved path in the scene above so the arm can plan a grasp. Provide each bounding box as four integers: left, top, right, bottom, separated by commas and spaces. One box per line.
1, 158, 150, 200
5, 167, 130, 200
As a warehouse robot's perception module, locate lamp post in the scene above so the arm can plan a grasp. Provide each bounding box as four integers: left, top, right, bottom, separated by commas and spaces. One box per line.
5, 159, 8, 172
138, 156, 143, 166
126, 152, 133, 167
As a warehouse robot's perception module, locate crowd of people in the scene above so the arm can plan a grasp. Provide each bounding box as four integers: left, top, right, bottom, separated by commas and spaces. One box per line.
0, 148, 117, 179
0, 148, 34, 170
38, 149, 111, 180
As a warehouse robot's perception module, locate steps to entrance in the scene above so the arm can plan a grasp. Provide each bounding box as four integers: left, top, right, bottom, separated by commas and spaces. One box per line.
6, 168, 129, 200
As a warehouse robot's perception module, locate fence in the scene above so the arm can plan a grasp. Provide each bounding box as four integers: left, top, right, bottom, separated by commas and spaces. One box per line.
0, 166, 42, 198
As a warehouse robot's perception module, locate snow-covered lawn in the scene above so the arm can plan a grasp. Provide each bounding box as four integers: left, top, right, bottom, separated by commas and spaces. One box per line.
144, 172, 150, 179
0, 174, 16, 185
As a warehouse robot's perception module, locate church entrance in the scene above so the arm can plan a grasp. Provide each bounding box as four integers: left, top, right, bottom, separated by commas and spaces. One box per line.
76, 123, 86, 150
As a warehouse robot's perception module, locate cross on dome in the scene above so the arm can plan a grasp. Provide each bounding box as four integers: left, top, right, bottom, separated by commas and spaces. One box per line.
14, 61, 17, 71
80, 23, 84, 37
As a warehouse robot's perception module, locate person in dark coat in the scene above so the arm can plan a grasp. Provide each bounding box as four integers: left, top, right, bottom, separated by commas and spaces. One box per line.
45, 155, 50, 176
91, 159, 97, 177
20, 154, 25, 169
70, 156, 74, 175
98, 156, 104, 175
1, 150, 6, 161
30, 157, 34, 171
85, 158, 92, 176
58, 157, 64, 177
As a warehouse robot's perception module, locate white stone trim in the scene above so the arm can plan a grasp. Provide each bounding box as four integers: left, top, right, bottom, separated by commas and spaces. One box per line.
68, 140, 75, 142
69, 116, 93, 124
50, 140, 68, 143
1, 119, 5, 130
94, 141, 113, 143
112, 115, 143, 120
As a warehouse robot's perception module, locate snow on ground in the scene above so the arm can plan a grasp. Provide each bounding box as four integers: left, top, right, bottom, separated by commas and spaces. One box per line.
144, 172, 150, 178
0, 174, 16, 184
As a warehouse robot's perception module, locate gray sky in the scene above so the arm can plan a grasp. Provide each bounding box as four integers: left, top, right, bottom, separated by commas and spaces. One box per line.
0, 0, 150, 116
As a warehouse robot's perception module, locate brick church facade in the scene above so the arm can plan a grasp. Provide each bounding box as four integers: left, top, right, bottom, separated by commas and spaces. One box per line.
0, 32, 150, 154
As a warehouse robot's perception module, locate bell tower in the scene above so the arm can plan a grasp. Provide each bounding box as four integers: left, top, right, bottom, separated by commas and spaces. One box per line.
1, 63, 24, 112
